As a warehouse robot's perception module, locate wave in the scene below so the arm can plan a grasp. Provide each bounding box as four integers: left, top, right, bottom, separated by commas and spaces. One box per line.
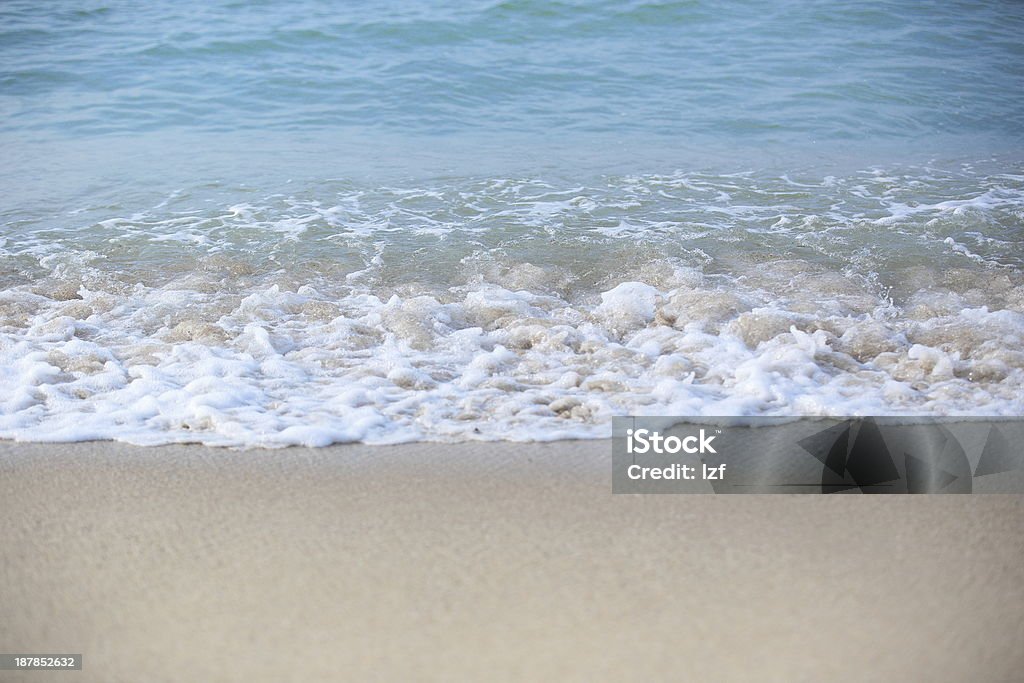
1, 166, 1022, 446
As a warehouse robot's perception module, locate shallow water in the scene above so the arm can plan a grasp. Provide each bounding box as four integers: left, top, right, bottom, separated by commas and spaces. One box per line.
1, 1, 1023, 445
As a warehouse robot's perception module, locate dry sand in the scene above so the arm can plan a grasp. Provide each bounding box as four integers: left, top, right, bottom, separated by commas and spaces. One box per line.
2, 439, 1022, 682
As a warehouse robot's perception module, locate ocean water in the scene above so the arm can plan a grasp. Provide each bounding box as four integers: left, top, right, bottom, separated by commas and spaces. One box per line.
1, 1, 1023, 446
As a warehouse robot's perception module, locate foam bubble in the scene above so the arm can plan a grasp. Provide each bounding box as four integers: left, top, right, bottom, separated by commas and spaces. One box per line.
1, 165, 1022, 446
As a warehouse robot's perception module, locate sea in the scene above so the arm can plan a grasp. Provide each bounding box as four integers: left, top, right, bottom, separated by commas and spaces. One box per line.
1, 0, 1023, 446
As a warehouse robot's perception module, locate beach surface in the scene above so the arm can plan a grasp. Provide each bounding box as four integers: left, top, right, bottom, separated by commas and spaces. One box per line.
2, 439, 1022, 682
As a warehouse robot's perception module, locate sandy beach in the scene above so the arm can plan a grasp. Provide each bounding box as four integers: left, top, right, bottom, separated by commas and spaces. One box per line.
4, 1, 1024, 681
2, 439, 1022, 682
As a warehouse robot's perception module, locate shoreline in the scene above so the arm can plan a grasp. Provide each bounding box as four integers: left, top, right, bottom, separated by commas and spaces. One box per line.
2, 439, 1023, 681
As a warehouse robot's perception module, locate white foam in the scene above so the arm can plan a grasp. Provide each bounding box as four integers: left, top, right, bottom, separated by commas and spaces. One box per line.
0, 265, 1021, 448
2, 165, 1022, 447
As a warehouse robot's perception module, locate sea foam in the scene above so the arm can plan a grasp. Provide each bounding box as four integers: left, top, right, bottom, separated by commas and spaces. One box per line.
1, 167, 1022, 447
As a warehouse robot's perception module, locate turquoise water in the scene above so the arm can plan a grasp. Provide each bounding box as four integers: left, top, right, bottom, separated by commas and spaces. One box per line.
1, 1, 1023, 445
3, 1, 1023, 185
3, 1, 1023, 137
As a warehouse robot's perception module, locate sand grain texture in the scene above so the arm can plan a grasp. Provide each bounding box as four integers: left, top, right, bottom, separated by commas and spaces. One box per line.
2, 440, 1023, 682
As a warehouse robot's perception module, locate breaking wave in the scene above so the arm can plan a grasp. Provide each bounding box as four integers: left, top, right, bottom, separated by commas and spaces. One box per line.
1, 165, 1022, 446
